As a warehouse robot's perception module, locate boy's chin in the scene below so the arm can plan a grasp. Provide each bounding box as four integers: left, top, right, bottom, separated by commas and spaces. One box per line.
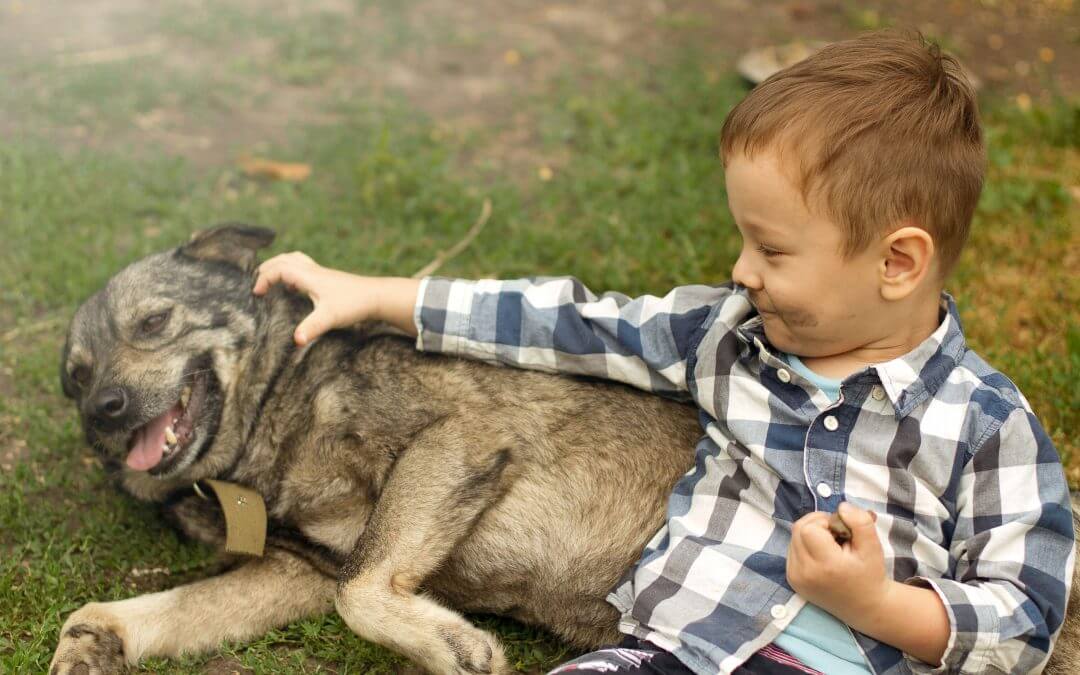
761, 321, 817, 358
759, 316, 795, 352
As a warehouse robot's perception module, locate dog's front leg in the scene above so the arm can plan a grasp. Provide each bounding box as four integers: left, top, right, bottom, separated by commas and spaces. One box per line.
336, 417, 516, 675
49, 548, 334, 674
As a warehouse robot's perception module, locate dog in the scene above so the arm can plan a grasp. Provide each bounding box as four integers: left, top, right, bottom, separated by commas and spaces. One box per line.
50, 224, 703, 674
51, 225, 1079, 674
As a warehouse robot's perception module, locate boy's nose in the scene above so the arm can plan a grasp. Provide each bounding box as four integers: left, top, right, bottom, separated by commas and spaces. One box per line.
731, 253, 762, 290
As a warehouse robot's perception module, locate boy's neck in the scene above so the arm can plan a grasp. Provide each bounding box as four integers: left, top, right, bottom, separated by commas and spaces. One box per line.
797, 293, 943, 381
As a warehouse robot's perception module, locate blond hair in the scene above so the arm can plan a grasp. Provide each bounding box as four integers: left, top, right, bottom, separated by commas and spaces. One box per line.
720, 30, 985, 276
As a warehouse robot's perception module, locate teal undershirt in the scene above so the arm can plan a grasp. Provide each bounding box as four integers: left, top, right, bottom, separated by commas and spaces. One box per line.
771, 353, 872, 675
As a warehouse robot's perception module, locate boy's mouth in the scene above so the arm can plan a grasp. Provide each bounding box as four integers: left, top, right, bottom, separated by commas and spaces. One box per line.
749, 294, 777, 315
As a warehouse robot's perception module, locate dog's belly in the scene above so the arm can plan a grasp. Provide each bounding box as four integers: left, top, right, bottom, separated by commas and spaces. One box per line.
420, 449, 684, 645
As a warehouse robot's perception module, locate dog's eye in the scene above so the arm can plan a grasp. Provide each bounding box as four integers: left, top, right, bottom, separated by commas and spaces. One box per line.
139, 310, 171, 336
71, 365, 90, 386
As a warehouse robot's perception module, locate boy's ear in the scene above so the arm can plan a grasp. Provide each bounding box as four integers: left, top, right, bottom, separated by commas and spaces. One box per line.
879, 223, 935, 301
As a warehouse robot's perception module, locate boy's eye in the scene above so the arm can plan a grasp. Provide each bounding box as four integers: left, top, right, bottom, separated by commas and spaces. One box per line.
756, 243, 783, 258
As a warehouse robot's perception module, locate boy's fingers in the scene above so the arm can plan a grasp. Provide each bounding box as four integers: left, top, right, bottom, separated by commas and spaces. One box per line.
253, 259, 284, 295
294, 309, 332, 346
788, 530, 812, 567
255, 261, 308, 296
800, 520, 840, 561
838, 502, 881, 556
792, 511, 828, 535
252, 273, 270, 295
253, 252, 317, 295
790, 511, 827, 551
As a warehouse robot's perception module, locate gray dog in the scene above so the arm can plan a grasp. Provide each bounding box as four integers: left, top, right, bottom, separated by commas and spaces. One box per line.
52, 226, 1079, 674
51, 225, 702, 674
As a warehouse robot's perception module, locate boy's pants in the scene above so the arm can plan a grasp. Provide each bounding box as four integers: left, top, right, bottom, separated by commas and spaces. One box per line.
548, 636, 823, 675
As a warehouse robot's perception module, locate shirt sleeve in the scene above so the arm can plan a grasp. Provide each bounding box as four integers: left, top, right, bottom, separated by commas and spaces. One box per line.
412, 276, 731, 397
904, 407, 1075, 674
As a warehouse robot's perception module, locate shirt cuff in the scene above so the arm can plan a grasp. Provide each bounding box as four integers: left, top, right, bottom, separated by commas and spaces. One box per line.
413, 276, 477, 357
903, 576, 998, 674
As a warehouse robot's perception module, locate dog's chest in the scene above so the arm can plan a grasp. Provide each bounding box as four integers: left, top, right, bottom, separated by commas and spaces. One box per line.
270, 470, 375, 556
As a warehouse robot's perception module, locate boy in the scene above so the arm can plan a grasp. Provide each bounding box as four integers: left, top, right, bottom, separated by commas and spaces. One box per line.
253, 31, 1074, 674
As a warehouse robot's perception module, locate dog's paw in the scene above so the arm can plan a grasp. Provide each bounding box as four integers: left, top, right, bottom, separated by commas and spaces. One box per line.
438, 624, 509, 675
50, 622, 126, 675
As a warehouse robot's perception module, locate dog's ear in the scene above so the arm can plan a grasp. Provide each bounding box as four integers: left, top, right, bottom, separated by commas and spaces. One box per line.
59, 333, 78, 400
179, 224, 276, 271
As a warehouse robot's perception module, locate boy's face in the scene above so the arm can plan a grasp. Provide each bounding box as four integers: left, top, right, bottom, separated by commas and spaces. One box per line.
724, 149, 888, 359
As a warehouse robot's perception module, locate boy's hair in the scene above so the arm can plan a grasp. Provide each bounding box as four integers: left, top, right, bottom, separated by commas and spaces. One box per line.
720, 30, 984, 277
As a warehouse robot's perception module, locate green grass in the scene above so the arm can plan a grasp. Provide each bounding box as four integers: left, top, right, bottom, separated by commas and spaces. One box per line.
1, 38, 1077, 675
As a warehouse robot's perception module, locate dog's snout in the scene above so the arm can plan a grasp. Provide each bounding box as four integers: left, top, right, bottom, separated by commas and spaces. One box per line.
90, 387, 130, 428
96, 387, 129, 417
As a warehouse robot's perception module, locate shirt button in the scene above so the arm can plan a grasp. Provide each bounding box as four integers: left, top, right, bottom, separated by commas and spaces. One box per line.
823, 415, 839, 431
777, 368, 791, 383
872, 385, 886, 401
816, 482, 833, 498
771, 604, 788, 620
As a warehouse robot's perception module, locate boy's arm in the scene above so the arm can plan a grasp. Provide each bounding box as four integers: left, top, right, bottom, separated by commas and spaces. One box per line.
252, 253, 422, 345
412, 276, 731, 396
251, 256, 731, 394
901, 408, 1074, 673
376, 277, 423, 337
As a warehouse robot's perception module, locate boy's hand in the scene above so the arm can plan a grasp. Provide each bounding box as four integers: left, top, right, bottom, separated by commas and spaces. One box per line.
787, 502, 889, 622
788, 503, 951, 665
253, 252, 381, 346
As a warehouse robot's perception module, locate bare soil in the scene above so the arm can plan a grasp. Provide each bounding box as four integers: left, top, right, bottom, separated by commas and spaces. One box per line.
0, 0, 1074, 175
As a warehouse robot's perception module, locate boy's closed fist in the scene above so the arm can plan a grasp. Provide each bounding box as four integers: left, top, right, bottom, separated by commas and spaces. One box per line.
787, 502, 890, 623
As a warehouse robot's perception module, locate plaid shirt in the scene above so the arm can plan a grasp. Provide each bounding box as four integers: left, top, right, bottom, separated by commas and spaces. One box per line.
413, 276, 1074, 674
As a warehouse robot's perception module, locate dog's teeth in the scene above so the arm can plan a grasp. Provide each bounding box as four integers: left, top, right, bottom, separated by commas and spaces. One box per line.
164, 426, 177, 445
181, 386, 191, 409
162, 443, 171, 454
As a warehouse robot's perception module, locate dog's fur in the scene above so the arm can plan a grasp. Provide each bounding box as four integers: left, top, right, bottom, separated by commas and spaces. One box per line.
52, 226, 1079, 674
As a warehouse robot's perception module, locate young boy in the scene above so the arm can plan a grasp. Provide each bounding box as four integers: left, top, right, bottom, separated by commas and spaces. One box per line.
252, 31, 1074, 675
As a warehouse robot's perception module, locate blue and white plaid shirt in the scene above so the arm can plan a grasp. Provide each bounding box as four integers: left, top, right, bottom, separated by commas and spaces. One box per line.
413, 277, 1074, 674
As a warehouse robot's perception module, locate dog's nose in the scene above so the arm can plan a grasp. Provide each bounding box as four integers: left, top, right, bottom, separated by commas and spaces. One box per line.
92, 387, 129, 421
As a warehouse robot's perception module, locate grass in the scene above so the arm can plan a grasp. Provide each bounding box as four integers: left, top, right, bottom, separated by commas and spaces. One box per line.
1, 33, 1077, 675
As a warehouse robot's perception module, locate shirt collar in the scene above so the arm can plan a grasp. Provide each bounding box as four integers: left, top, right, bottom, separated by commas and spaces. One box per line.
734, 291, 967, 418
871, 293, 967, 417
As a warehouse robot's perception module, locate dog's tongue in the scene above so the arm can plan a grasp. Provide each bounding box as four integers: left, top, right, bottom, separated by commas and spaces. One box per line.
126, 405, 179, 471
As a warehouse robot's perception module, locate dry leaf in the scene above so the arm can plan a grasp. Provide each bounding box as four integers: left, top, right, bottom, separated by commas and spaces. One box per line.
503, 49, 521, 66
1039, 47, 1055, 63
239, 157, 312, 182
1015, 93, 1032, 111
538, 166, 554, 181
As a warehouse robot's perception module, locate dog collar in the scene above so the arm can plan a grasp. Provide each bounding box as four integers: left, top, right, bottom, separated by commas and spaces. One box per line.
193, 479, 267, 557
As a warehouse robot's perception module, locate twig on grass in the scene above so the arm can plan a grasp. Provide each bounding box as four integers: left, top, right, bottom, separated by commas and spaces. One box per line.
55, 41, 164, 67
412, 198, 492, 279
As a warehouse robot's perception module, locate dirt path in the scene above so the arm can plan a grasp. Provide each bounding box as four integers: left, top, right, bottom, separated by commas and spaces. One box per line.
0, 0, 1074, 176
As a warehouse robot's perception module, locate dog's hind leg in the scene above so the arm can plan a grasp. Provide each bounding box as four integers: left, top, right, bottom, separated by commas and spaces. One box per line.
49, 549, 334, 674
335, 418, 516, 675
